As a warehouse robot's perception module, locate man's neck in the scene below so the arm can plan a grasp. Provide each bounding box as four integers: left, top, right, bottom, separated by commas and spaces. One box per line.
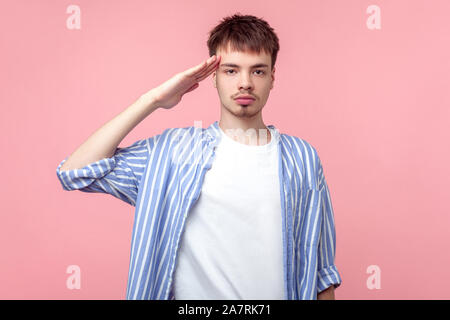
218, 117, 271, 146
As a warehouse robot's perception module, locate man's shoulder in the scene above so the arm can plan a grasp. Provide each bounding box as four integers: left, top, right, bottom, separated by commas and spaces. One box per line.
166, 125, 206, 139
148, 125, 198, 139
146, 125, 207, 147
280, 133, 323, 189
280, 132, 319, 159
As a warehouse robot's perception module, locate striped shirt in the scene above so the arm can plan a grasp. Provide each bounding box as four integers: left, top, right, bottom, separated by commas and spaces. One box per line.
56, 120, 342, 300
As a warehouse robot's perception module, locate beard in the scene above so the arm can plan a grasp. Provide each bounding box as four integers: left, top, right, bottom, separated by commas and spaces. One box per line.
222, 101, 262, 119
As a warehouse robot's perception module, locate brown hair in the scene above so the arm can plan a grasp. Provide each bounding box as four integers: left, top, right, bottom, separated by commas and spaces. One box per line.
207, 13, 280, 71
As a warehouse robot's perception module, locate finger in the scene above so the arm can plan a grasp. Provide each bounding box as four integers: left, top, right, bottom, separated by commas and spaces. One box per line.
185, 55, 216, 77
194, 56, 218, 77
196, 59, 220, 82
195, 57, 220, 81
196, 56, 220, 79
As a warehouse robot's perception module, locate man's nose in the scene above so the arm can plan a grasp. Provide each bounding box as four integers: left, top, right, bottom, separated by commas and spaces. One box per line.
238, 73, 253, 91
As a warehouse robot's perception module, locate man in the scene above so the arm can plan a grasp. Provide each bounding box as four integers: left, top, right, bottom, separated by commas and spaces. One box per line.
56, 13, 342, 300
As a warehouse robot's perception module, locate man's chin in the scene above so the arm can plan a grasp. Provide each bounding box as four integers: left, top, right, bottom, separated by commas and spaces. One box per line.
232, 109, 261, 119
221, 102, 261, 117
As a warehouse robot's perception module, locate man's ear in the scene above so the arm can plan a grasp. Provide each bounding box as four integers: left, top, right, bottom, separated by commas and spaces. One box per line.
213, 71, 217, 88
270, 67, 275, 89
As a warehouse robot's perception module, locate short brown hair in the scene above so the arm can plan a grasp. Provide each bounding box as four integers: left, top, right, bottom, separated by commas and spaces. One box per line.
207, 13, 280, 70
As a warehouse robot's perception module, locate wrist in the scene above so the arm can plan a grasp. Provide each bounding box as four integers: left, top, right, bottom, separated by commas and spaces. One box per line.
139, 90, 160, 113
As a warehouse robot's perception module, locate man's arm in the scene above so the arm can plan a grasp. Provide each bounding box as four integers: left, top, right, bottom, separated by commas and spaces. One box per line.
59, 92, 159, 172
59, 54, 221, 172
317, 285, 335, 300
314, 148, 343, 297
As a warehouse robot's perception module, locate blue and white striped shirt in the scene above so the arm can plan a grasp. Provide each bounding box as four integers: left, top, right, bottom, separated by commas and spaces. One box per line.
56, 120, 342, 300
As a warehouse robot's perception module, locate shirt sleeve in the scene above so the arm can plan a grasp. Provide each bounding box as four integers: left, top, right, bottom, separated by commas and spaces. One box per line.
315, 154, 343, 294
56, 137, 153, 207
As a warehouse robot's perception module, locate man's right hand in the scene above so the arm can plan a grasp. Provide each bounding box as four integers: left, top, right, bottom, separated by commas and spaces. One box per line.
146, 55, 221, 110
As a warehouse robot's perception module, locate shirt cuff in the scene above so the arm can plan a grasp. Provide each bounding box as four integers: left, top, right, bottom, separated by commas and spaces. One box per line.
317, 264, 342, 293
56, 156, 116, 191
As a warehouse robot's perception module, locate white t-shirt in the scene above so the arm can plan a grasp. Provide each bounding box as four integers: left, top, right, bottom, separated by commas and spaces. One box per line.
173, 125, 285, 300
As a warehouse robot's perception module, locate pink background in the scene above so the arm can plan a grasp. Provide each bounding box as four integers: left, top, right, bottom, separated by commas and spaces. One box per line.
1, 0, 449, 299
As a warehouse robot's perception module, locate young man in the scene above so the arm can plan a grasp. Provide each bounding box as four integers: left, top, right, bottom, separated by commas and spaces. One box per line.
56, 13, 342, 300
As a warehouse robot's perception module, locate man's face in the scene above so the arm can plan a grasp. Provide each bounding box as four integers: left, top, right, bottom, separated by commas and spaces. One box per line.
212, 44, 275, 120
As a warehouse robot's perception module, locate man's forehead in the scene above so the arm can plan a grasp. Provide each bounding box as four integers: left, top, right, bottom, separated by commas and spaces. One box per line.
216, 47, 270, 65
217, 47, 268, 57
217, 42, 268, 55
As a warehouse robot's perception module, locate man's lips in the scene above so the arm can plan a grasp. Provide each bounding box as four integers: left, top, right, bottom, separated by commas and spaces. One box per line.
234, 95, 255, 105
234, 98, 255, 105
234, 95, 255, 100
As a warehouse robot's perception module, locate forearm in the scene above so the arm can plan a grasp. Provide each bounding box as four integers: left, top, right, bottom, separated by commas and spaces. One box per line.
60, 91, 159, 172
317, 286, 335, 300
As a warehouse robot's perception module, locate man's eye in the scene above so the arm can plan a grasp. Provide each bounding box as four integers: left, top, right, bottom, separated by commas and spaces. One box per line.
225, 70, 265, 75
